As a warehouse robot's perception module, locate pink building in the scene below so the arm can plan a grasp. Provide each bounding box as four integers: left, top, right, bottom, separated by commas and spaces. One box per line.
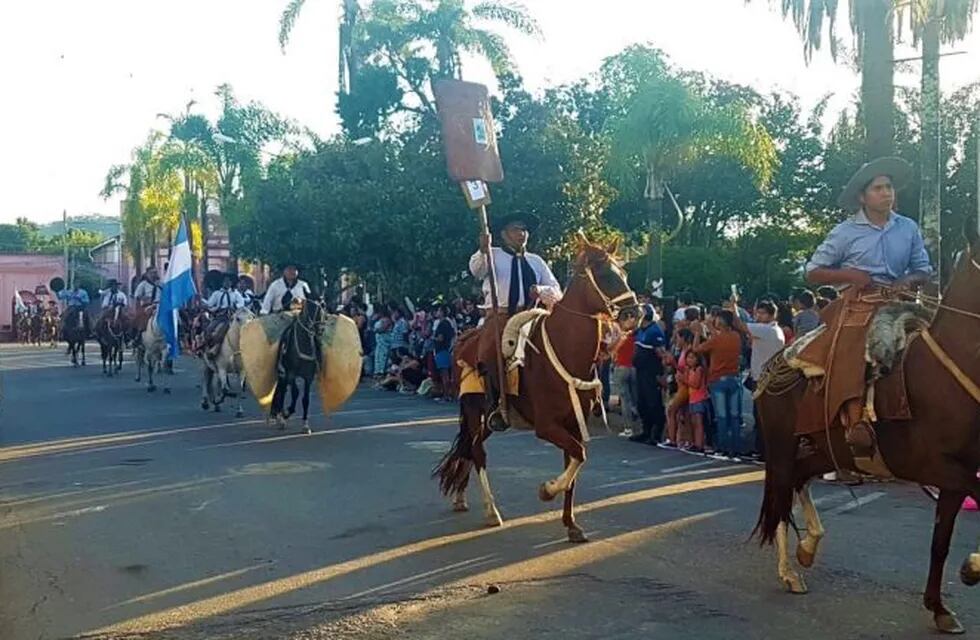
1, 253, 64, 341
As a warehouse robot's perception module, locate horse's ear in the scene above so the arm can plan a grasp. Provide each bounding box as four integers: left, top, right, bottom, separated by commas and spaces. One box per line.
606, 237, 620, 257
964, 217, 979, 249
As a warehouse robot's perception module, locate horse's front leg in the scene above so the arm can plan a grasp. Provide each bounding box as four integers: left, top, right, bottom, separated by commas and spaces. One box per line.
537, 426, 585, 503
147, 357, 157, 392
201, 367, 211, 410
560, 449, 587, 543
301, 378, 312, 434
795, 482, 825, 568
925, 490, 966, 634
235, 374, 246, 418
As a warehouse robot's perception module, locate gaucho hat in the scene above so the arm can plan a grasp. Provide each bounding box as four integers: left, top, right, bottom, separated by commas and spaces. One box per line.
492, 212, 540, 234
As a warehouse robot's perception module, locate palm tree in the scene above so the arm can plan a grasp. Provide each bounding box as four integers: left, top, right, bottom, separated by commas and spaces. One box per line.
897, 0, 978, 267
101, 132, 183, 270
608, 67, 777, 284
759, 0, 897, 159
280, 0, 361, 96
281, 0, 541, 119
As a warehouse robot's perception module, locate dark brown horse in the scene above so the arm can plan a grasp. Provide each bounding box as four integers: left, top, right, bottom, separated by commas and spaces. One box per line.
96, 306, 129, 376
754, 222, 980, 634
62, 308, 89, 367
435, 239, 638, 543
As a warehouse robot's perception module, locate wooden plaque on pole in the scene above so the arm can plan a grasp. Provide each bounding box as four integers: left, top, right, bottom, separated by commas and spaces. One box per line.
433, 79, 504, 184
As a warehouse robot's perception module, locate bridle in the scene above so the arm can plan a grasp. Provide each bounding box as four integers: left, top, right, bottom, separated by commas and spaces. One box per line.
557, 263, 639, 320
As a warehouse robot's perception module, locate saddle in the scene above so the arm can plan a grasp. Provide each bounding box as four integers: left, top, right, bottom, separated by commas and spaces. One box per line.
775, 293, 928, 435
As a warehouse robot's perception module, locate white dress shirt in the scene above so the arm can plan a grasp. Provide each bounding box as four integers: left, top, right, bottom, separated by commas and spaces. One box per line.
260, 278, 310, 314
206, 288, 245, 311
469, 248, 562, 310
101, 290, 128, 308
133, 280, 161, 305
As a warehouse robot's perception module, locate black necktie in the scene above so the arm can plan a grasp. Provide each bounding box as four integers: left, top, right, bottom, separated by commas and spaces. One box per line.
505, 249, 537, 315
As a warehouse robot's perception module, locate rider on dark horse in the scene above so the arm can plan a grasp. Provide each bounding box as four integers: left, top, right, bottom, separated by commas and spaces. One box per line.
58, 282, 91, 337
792, 157, 933, 470
203, 273, 245, 358
464, 211, 562, 432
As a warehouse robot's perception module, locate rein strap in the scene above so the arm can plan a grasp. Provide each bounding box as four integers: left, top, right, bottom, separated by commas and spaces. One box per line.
920, 329, 980, 405
539, 320, 601, 444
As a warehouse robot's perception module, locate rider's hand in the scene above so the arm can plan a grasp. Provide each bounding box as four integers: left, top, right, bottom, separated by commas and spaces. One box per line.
478, 232, 491, 255
846, 269, 873, 289
892, 275, 920, 292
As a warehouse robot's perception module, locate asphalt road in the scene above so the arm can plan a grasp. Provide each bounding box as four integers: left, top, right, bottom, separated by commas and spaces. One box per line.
1, 342, 979, 640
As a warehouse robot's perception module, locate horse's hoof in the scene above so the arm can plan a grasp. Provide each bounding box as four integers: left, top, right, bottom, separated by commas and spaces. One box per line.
147, 386, 156, 393
484, 510, 503, 527
452, 501, 469, 513
235, 410, 244, 418
796, 545, 816, 569
961, 554, 980, 586
538, 482, 557, 502
214, 405, 221, 413
935, 611, 965, 635
163, 388, 171, 395
781, 573, 808, 595
567, 526, 589, 544
201, 401, 209, 410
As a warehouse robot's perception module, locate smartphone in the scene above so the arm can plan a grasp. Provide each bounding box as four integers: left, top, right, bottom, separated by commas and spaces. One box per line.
730, 284, 739, 298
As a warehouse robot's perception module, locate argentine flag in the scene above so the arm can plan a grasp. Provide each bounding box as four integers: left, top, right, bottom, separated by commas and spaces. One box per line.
158, 219, 197, 358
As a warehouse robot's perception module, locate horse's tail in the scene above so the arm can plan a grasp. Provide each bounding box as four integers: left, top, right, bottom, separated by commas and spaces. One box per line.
432, 394, 481, 497
752, 391, 799, 546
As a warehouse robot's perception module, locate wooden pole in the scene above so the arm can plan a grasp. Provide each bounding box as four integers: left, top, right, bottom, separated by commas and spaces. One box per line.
477, 204, 509, 421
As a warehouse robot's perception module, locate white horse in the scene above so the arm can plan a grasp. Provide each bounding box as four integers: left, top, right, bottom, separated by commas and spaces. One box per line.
135, 308, 170, 394
201, 307, 253, 417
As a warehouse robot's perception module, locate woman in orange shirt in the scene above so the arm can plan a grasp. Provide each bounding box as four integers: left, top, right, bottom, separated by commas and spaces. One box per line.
693, 309, 743, 457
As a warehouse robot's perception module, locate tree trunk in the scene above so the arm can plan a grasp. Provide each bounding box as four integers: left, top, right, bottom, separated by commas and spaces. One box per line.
860, 0, 895, 159
644, 169, 665, 293
645, 195, 664, 291
199, 191, 210, 273
919, 14, 942, 269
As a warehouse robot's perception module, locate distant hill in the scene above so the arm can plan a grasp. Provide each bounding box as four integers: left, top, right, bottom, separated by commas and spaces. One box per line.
37, 215, 120, 239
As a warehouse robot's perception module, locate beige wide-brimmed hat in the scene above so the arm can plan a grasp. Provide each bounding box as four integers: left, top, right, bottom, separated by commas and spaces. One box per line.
838, 156, 912, 213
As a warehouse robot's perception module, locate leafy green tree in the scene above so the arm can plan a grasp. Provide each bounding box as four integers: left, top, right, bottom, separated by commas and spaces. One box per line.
603, 46, 776, 286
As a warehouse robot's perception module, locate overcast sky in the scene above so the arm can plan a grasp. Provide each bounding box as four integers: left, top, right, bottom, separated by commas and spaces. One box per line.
2, 0, 979, 224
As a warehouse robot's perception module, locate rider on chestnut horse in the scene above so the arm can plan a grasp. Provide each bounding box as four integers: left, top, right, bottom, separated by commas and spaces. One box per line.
792, 157, 932, 469
203, 273, 245, 358
467, 211, 562, 432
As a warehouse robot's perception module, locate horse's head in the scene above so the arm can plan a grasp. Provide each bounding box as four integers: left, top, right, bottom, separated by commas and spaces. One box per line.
946, 220, 980, 311
570, 233, 640, 325
298, 296, 328, 329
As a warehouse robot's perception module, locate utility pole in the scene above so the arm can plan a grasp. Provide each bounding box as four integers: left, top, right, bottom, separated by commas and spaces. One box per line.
62, 209, 71, 289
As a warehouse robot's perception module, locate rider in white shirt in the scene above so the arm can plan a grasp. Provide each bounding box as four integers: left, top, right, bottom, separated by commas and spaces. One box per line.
100, 280, 128, 309
260, 263, 310, 315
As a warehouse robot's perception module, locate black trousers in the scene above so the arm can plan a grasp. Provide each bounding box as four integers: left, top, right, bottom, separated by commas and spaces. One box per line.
635, 364, 666, 441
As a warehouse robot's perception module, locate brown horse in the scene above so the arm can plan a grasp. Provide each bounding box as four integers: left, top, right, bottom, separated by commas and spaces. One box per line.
95, 306, 129, 377
754, 222, 980, 635
435, 239, 638, 543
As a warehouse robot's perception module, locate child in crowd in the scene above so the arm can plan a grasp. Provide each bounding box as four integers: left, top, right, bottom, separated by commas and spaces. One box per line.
681, 351, 709, 453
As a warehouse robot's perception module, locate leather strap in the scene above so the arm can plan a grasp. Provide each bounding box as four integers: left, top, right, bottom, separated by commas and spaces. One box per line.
920, 330, 980, 404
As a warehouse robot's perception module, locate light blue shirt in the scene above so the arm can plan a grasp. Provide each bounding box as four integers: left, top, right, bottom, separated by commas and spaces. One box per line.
58, 288, 90, 307
805, 210, 933, 284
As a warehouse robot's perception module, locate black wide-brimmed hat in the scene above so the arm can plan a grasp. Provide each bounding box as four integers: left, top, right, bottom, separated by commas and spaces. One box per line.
278, 260, 303, 271
492, 212, 540, 234
106, 278, 119, 287
838, 157, 912, 213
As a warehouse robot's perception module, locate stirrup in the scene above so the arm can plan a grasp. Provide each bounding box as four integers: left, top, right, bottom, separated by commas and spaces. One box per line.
487, 409, 510, 432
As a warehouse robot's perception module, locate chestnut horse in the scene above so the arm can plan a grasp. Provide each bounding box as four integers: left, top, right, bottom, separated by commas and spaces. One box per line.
754, 223, 980, 634
435, 239, 638, 543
